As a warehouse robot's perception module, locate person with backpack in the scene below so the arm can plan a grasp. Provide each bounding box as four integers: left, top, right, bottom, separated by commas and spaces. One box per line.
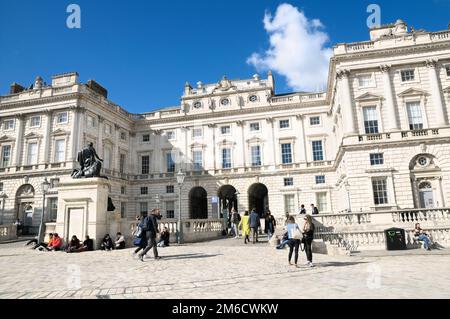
132, 213, 147, 258
231, 208, 241, 239
138, 208, 162, 261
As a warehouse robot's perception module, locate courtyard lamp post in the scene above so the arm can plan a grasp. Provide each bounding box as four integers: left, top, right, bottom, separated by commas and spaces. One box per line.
176, 170, 186, 244
345, 181, 352, 213
38, 178, 50, 244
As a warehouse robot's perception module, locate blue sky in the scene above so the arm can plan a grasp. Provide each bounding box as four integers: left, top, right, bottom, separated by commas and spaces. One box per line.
1, 0, 449, 113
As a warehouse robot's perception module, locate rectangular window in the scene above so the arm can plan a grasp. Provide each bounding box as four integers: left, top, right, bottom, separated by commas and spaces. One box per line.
57, 112, 68, 124
27, 143, 38, 165
48, 198, 58, 222
401, 69, 415, 82
119, 153, 126, 173
251, 145, 261, 167
358, 74, 373, 88
0, 182, 3, 192
104, 123, 112, 135
140, 186, 148, 195
220, 126, 231, 135
406, 101, 424, 130
166, 201, 175, 219
192, 128, 203, 138
222, 148, 232, 169
1, 145, 11, 167
121, 186, 126, 194
166, 131, 175, 140
87, 115, 96, 128
284, 177, 294, 187
312, 140, 324, 162
370, 153, 384, 166
4, 119, 14, 130
142, 134, 150, 142
363, 106, 379, 134
166, 185, 175, 194
166, 153, 175, 172
55, 140, 65, 163
310, 116, 321, 126
120, 132, 127, 140
103, 147, 111, 169
120, 202, 126, 219
279, 119, 290, 129
281, 143, 292, 164
50, 178, 59, 189
316, 192, 328, 212
193, 150, 203, 170
30, 116, 41, 127
141, 155, 150, 174
446, 65, 450, 77
315, 175, 326, 184
250, 122, 260, 132
284, 194, 295, 214
139, 202, 148, 215
372, 179, 388, 205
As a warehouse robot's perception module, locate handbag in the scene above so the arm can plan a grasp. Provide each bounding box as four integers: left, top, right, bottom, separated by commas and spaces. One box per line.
133, 237, 142, 247
293, 228, 303, 240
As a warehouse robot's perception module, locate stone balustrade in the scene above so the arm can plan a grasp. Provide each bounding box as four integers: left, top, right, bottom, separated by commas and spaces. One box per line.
0, 224, 17, 241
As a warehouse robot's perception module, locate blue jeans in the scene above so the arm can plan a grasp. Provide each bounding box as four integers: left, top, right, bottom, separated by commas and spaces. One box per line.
277, 239, 289, 249
418, 234, 431, 250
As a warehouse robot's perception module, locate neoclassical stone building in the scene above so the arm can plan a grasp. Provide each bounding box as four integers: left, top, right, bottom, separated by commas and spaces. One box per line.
1, 20, 450, 238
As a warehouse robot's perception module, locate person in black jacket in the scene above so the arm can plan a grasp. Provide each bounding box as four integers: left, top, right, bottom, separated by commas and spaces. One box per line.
138, 208, 161, 261
311, 204, 319, 215
100, 234, 114, 251
264, 210, 277, 240
302, 215, 315, 267
157, 227, 170, 247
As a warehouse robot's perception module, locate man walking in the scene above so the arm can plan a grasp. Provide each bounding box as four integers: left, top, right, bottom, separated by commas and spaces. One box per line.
138, 208, 162, 261
249, 208, 260, 244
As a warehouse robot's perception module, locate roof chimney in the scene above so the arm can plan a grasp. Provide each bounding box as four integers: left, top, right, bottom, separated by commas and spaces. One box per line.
10, 82, 25, 94
86, 80, 108, 98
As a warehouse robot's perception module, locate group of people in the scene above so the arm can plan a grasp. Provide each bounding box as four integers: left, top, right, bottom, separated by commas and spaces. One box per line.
100, 233, 126, 251
132, 208, 165, 261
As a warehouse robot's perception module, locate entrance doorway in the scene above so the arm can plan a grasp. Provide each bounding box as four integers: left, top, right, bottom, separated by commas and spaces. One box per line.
419, 182, 434, 209
217, 185, 238, 217
247, 183, 269, 217
15, 184, 36, 235
189, 187, 208, 219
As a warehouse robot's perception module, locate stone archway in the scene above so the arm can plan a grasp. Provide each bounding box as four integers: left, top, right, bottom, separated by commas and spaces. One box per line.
189, 187, 208, 219
15, 184, 36, 235
409, 154, 443, 208
217, 185, 238, 217
248, 183, 269, 217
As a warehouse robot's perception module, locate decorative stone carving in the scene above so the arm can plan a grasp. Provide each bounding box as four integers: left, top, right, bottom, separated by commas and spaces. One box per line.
71, 142, 104, 179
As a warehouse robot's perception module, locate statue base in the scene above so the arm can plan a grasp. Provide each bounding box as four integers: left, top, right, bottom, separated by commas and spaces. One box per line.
55, 177, 110, 249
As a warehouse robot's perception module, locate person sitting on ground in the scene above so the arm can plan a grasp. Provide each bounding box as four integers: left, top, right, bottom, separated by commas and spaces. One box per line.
77, 235, 94, 252
33, 233, 53, 250
100, 234, 114, 251
276, 231, 290, 250
47, 233, 62, 251
157, 227, 170, 247
414, 223, 432, 251
115, 232, 126, 250
66, 235, 81, 253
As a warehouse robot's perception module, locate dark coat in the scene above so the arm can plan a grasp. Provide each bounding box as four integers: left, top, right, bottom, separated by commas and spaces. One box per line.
249, 211, 260, 228
264, 215, 276, 234
143, 214, 159, 239
312, 207, 319, 215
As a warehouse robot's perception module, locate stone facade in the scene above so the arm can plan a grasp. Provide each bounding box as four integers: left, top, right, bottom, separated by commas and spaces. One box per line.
1, 20, 450, 236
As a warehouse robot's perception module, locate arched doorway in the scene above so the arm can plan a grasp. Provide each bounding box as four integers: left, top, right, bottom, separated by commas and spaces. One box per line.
217, 185, 238, 217
248, 183, 269, 217
15, 184, 36, 235
419, 181, 434, 209
409, 154, 443, 208
189, 187, 208, 219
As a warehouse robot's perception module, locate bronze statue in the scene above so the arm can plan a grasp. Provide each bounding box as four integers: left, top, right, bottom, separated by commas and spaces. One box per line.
71, 142, 104, 179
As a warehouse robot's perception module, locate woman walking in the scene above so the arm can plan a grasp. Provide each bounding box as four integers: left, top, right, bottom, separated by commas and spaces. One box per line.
239, 211, 251, 244
286, 216, 302, 267
302, 215, 315, 267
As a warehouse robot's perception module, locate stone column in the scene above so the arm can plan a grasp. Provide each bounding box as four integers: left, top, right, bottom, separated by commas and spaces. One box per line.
114, 124, 121, 171
426, 59, 447, 127
238, 122, 246, 168
43, 110, 53, 163
13, 114, 25, 167
208, 124, 217, 170
337, 70, 357, 135
97, 116, 104, 158
76, 108, 86, 153
296, 115, 308, 162
265, 118, 275, 167
380, 65, 399, 131
69, 107, 80, 161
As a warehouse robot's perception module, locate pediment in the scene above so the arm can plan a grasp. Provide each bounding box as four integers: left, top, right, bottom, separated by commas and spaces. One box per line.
246, 137, 265, 144
190, 142, 206, 149
24, 132, 42, 139
355, 92, 384, 101
397, 88, 429, 97
0, 135, 15, 142
52, 128, 70, 136
102, 137, 114, 145
217, 139, 236, 146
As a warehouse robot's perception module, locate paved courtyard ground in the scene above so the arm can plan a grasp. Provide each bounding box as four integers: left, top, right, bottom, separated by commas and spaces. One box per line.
0, 238, 449, 299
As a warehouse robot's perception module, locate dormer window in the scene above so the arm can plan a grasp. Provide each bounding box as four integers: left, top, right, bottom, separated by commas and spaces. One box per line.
401, 69, 415, 82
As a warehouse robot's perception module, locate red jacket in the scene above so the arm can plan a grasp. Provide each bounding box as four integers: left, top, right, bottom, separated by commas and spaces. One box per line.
50, 236, 62, 248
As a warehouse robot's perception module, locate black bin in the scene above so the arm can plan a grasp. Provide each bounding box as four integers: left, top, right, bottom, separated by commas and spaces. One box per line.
385, 228, 407, 251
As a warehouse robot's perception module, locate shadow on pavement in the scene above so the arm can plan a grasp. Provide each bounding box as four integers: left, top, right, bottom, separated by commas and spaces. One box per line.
316, 261, 369, 268
152, 253, 222, 261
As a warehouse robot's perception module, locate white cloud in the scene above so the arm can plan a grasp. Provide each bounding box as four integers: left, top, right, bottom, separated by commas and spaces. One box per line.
247, 3, 332, 92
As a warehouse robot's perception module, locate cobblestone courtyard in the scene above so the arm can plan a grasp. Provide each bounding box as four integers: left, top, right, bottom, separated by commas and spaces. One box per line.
0, 239, 449, 299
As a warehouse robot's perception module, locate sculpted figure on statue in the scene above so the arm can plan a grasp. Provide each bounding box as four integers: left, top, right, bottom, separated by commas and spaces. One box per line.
71, 142, 104, 179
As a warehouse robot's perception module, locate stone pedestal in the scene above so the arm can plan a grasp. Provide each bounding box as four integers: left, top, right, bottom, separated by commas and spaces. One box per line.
55, 177, 110, 249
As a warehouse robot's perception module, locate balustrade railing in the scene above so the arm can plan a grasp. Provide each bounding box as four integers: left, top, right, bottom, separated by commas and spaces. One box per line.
0, 224, 17, 241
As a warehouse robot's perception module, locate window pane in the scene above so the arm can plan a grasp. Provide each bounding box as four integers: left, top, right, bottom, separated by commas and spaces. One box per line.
312, 141, 324, 161
142, 155, 150, 174
310, 117, 321, 126
55, 140, 65, 163
27, 143, 38, 165
284, 178, 294, 186
251, 145, 261, 166
315, 176, 325, 184
279, 120, 290, 129
358, 75, 372, 87
222, 148, 231, 169
401, 70, 415, 82
1, 145, 11, 167
316, 192, 328, 212
284, 195, 295, 214
250, 123, 260, 131
193, 151, 202, 170
370, 153, 384, 166
166, 153, 175, 172
372, 179, 388, 205
119, 154, 126, 173
281, 143, 292, 164
48, 198, 58, 222
103, 147, 111, 169
166, 201, 175, 218
363, 106, 379, 134
406, 102, 423, 130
